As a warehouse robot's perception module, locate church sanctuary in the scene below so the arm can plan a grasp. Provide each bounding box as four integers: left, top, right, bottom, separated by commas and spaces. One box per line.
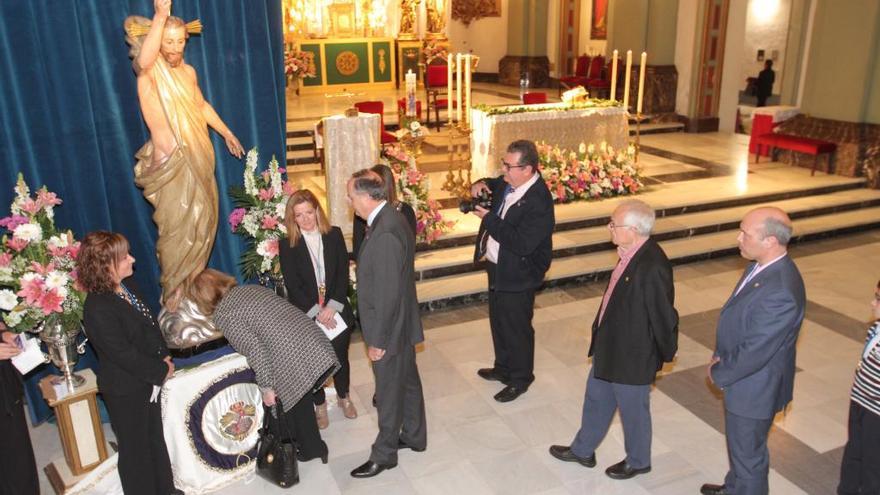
2, 0, 879, 494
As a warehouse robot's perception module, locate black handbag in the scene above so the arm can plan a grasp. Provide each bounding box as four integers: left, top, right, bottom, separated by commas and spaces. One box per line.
255, 400, 299, 488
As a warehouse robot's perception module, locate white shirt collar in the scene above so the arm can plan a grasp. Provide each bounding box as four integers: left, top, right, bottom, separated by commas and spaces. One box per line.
367, 200, 387, 227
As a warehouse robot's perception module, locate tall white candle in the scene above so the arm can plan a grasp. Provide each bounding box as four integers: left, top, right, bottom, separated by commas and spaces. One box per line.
609, 50, 618, 101
405, 69, 417, 117
456, 53, 463, 123
622, 50, 632, 111
637, 52, 647, 114
464, 54, 472, 127
447, 55, 454, 122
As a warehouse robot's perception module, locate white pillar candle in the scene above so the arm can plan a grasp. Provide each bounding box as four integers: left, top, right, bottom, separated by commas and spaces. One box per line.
405, 69, 417, 117
636, 52, 647, 114
609, 49, 618, 101
456, 53, 463, 123
622, 50, 632, 111
465, 54, 472, 127
447, 55, 454, 122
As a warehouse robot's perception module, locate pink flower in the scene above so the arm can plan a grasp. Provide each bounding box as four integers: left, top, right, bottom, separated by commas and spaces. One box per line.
228, 208, 246, 231
20, 198, 41, 215
282, 181, 296, 196
5, 237, 28, 252
261, 215, 279, 229
67, 242, 80, 260
264, 239, 279, 257
38, 288, 64, 315
37, 190, 62, 208
0, 215, 28, 231
29, 262, 54, 275
18, 277, 44, 305
258, 188, 275, 201
0, 252, 11, 267
416, 220, 426, 234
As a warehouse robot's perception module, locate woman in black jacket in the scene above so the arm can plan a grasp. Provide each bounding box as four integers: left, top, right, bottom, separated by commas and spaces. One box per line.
80, 231, 179, 495
280, 189, 357, 428
352, 163, 417, 259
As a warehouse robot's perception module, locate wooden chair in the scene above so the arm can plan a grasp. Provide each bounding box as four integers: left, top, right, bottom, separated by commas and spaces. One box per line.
522, 92, 548, 105
353, 101, 397, 144
559, 54, 591, 96
424, 64, 454, 129
586, 55, 611, 99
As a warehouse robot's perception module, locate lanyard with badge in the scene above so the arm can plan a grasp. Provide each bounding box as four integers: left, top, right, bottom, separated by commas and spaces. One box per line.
304, 234, 326, 306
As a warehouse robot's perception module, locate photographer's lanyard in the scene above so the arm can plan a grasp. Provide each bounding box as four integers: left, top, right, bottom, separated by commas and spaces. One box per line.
304, 234, 326, 305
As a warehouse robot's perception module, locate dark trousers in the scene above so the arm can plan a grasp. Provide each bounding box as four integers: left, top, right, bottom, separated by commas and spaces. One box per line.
371, 345, 426, 465
313, 329, 351, 404
571, 368, 652, 468
723, 410, 773, 495
838, 400, 880, 495
103, 393, 176, 495
270, 394, 327, 461
487, 265, 536, 388
0, 387, 38, 495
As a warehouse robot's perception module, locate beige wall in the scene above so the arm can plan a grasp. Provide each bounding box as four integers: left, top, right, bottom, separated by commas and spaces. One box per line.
674, 0, 700, 116
718, 0, 749, 132
578, 1, 609, 58
645, 0, 679, 65
608, 0, 649, 54
447, 0, 509, 72
800, 0, 880, 122
742, 0, 792, 95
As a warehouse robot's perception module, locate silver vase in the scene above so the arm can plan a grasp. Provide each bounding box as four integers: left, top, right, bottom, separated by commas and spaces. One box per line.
39, 319, 86, 391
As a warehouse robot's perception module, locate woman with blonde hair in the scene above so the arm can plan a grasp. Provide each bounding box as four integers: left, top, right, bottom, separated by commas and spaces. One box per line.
188, 268, 339, 464
280, 189, 357, 428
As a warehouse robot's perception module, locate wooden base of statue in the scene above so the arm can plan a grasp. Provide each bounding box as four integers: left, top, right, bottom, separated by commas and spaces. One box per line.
39, 368, 109, 494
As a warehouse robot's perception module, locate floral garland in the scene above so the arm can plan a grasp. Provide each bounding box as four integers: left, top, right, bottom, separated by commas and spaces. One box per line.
284, 47, 316, 79
538, 141, 644, 203
381, 145, 455, 244
228, 149, 296, 280
474, 98, 620, 116
0, 174, 85, 333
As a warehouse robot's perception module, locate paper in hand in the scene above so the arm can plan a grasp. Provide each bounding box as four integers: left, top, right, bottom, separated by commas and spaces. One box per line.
11, 334, 45, 375
316, 313, 348, 341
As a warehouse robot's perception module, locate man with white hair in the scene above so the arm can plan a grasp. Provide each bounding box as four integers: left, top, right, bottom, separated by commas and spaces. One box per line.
550, 199, 679, 480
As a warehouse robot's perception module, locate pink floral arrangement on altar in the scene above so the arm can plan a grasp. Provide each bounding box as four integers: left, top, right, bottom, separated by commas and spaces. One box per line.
0, 174, 85, 333
284, 47, 316, 79
538, 141, 644, 203
381, 145, 455, 244
228, 148, 296, 279
422, 40, 448, 65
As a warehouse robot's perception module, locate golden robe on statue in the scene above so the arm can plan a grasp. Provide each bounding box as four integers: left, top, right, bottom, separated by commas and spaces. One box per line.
127, 20, 218, 302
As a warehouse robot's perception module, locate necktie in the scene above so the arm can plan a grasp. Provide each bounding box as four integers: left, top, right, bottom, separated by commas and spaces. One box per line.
735, 264, 760, 296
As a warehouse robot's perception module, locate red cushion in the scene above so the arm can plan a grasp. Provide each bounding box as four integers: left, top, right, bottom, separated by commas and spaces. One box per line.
574, 55, 591, 77
588, 56, 605, 80
522, 92, 547, 105
426, 65, 448, 87
381, 131, 397, 144
755, 133, 836, 154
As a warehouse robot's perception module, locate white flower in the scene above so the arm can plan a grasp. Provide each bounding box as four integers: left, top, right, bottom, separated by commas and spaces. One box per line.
587, 143, 596, 154
578, 142, 587, 154
13, 223, 42, 242
255, 239, 276, 258
275, 202, 286, 219
44, 271, 70, 290
3, 309, 24, 327
269, 157, 283, 195
21, 272, 43, 284
0, 266, 13, 283
47, 235, 69, 250
278, 224, 288, 235
0, 289, 18, 311
244, 149, 259, 195
409, 121, 421, 132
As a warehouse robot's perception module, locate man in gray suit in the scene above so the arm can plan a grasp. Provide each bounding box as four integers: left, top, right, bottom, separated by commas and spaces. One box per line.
701, 206, 806, 495
347, 169, 427, 478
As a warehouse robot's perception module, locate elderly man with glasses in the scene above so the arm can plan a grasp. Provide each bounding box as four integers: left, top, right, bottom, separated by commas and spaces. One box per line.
468, 139, 555, 403
550, 199, 679, 480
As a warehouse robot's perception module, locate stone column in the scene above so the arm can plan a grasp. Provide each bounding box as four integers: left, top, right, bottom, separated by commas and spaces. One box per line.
498, 0, 550, 87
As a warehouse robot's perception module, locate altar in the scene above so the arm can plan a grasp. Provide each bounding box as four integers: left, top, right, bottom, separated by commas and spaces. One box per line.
470, 104, 630, 178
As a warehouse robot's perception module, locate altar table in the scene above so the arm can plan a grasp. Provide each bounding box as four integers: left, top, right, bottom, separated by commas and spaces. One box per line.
470, 104, 629, 178
323, 112, 380, 234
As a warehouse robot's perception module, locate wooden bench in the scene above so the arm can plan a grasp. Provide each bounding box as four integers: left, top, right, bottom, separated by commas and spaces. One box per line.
753, 133, 836, 176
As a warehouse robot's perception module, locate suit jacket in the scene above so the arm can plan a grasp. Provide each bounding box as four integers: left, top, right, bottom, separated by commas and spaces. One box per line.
711, 255, 805, 420
588, 239, 679, 385
279, 226, 355, 328
0, 350, 23, 416
353, 201, 416, 260
472, 175, 555, 292
83, 279, 169, 397
356, 205, 424, 356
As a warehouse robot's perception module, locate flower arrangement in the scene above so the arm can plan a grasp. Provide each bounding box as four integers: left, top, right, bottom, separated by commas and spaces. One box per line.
422, 40, 448, 65
284, 47, 316, 79
381, 145, 455, 244
473, 98, 619, 116
0, 174, 85, 333
399, 115, 424, 138
228, 149, 296, 280
538, 141, 644, 203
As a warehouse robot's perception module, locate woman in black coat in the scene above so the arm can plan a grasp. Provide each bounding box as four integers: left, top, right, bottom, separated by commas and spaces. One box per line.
352, 163, 417, 259
280, 189, 357, 428
0, 325, 39, 495
79, 231, 179, 495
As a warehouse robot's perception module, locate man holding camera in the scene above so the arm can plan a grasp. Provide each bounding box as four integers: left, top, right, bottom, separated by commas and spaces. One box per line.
468, 140, 555, 402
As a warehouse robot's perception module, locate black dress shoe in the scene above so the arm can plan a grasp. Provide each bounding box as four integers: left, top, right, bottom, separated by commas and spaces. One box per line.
477, 367, 509, 383
494, 385, 528, 402
350, 460, 397, 478
605, 459, 651, 480
398, 439, 426, 452
700, 483, 729, 495
548, 445, 596, 467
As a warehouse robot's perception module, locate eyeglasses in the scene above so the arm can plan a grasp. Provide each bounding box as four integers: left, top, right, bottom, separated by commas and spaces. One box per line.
607, 221, 635, 230
501, 161, 528, 171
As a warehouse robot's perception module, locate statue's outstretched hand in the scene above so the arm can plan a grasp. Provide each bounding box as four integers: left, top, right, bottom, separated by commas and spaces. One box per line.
155, 0, 171, 18
225, 134, 244, 159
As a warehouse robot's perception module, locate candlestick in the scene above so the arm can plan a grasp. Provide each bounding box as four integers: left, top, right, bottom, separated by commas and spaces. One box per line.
623, 50, 632, 111
464, 54, 472, 127
609, 50, 618, 101
447, 55, 454, 123
456, 53, 462, 123
637, 52, 647, 114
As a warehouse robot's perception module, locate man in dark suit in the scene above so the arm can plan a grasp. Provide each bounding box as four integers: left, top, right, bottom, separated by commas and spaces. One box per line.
550, 199, 678, 480
347, 169, 426, 478
701, 207, 805, 495
0, 325, 39, 495
469, 139, 555, 403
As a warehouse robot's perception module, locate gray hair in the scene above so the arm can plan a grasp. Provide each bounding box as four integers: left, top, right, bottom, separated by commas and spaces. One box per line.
761, 217, 793, 246
619, 199, 656, 236
350, 169, 386, 201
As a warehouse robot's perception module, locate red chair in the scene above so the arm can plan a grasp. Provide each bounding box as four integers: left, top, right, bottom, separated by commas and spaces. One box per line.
522, 92, 548, 105
424, 64, 454, 129
397, 97, 423, 127
559, 54, 591, 96
586, 55, 611, 98
353, 101, 397, 145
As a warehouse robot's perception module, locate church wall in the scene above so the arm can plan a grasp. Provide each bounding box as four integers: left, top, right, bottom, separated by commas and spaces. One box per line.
718, 0, 748, 132
577, 1, 608, 59
742, 0, 792, 96
645, 0, 679, 65
674, 0, 700, 116
608, 0, 649, 55
866, 19, 880, 124
447, 0, 510, 73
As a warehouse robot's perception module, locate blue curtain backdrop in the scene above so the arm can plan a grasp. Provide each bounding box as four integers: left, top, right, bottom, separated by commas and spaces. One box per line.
0, 0, 286, 310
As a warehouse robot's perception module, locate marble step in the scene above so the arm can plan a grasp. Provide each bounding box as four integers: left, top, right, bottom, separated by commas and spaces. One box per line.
413, 188, 880, 280
416, 204, 880, 309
